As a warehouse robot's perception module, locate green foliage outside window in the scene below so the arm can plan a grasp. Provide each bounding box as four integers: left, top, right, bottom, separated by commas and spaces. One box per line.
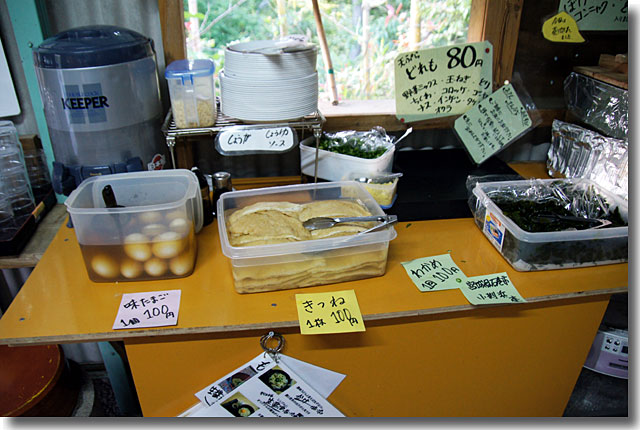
184, 0, 471, 101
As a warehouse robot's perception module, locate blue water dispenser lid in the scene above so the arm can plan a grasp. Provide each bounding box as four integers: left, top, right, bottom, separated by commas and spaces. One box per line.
33, 25, 155, 69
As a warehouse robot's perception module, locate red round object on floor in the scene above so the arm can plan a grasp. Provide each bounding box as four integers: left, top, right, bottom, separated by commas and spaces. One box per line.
0, 344, 76, 417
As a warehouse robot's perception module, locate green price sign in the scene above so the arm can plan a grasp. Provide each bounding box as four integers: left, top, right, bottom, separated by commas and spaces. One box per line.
394, 41, 493, 123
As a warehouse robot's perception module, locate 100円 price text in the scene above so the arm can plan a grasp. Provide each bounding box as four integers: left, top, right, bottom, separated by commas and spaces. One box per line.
295, 290, 365, 334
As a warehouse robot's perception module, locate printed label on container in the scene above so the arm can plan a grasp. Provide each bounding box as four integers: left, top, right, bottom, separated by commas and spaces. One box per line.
36, 57, 162, 132
483, 210, 506, 251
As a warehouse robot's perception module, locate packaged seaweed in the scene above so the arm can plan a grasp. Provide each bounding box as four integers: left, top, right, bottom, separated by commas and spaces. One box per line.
468, 177, 628, 271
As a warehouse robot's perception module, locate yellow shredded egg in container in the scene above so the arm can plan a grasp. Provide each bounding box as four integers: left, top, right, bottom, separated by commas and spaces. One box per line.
363, 180, 397, 206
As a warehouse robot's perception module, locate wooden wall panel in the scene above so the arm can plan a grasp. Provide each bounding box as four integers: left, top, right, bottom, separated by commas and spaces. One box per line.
157, 0, 187, 65
468, 0, 524, 89
511, 0, 628, 109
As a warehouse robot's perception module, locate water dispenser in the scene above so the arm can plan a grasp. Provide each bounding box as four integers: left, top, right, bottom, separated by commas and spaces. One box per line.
33, 25, 167, 195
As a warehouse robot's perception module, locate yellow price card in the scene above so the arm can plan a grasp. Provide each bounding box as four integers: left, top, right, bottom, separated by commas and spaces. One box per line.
295, 289, 365, 335
542, 12, 585, 43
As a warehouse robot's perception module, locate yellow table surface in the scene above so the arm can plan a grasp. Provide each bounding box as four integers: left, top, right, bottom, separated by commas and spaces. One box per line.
0, 162, 627, 416
0, 214, 627, 346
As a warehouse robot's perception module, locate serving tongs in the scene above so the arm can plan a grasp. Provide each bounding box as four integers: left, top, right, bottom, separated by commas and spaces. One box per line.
353, 172, 403, 185
303, 214, 397, 231
533, 213, 612, 229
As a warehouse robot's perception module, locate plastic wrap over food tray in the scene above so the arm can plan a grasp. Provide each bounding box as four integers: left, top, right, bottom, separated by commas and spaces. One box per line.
468, 178, 628, 271
564, 72, 628, 140
316, 127, 396, 157
547, 120, 628, 200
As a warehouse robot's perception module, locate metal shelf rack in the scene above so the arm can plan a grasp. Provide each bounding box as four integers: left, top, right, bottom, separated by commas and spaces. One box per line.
160, 99, 326, 169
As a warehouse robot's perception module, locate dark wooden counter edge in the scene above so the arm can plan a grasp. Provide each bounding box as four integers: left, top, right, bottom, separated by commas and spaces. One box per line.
0, 285, 626, 347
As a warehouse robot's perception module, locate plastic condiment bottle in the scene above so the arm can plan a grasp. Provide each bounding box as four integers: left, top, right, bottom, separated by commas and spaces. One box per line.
212, 171, 232, 217
191, 167, 214, 226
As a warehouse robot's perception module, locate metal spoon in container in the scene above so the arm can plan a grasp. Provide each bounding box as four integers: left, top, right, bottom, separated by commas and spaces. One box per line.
336, 215, 399, 244
303, 215, 393, 231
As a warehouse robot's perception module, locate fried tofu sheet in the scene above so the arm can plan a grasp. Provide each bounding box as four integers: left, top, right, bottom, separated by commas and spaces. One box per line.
224, 199, 389, 293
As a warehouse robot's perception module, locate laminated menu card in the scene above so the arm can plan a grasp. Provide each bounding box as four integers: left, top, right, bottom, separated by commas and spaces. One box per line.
190, 353, 344, 417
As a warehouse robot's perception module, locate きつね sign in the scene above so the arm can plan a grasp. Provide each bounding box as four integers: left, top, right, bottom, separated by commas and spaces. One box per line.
558, 0, 628, 31
454, 83, 533, 165
113, 289, 181, 330
459, 272, 526, 306
394, 41, 493, 123
542, 12, 585, 43
295, 289, 365, 335
401, 254, 465, 292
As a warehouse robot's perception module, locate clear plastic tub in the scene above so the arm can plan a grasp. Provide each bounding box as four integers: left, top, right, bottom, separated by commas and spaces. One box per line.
217, 181, 397, 293
342, 172, 401, 208
469, 178, 628, 271
165, 59, 217, 129
299, 136, 395, 182
65, 170, 203, 282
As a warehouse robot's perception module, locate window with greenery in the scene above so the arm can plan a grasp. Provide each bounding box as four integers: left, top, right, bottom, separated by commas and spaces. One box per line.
184, 0, 472, 102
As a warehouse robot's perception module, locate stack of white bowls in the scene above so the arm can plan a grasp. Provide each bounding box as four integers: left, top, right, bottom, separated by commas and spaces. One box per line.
220, 40, 318, 122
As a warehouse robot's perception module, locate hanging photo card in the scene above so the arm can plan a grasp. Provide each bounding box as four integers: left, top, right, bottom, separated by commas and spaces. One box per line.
193, 353, 346, 409
558, 0, 628, 31
454, 83, 534, 165
401, 254, 466, 292
542, 12, 585, 43
190, 353, 344, 417
459, 272, 527, 306
394, 41, 493, 123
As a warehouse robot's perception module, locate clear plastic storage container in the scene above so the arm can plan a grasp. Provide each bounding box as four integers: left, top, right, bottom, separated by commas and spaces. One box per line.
343, 172, 401, 209
165, 59, 217, 129
217, 181, 397, 293
469, 178, 628, 271
299, 136, 395, 181
65, 170, 203, 282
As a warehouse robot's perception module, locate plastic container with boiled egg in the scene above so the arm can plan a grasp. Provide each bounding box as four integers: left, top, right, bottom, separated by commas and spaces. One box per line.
65, 170, 203, 282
